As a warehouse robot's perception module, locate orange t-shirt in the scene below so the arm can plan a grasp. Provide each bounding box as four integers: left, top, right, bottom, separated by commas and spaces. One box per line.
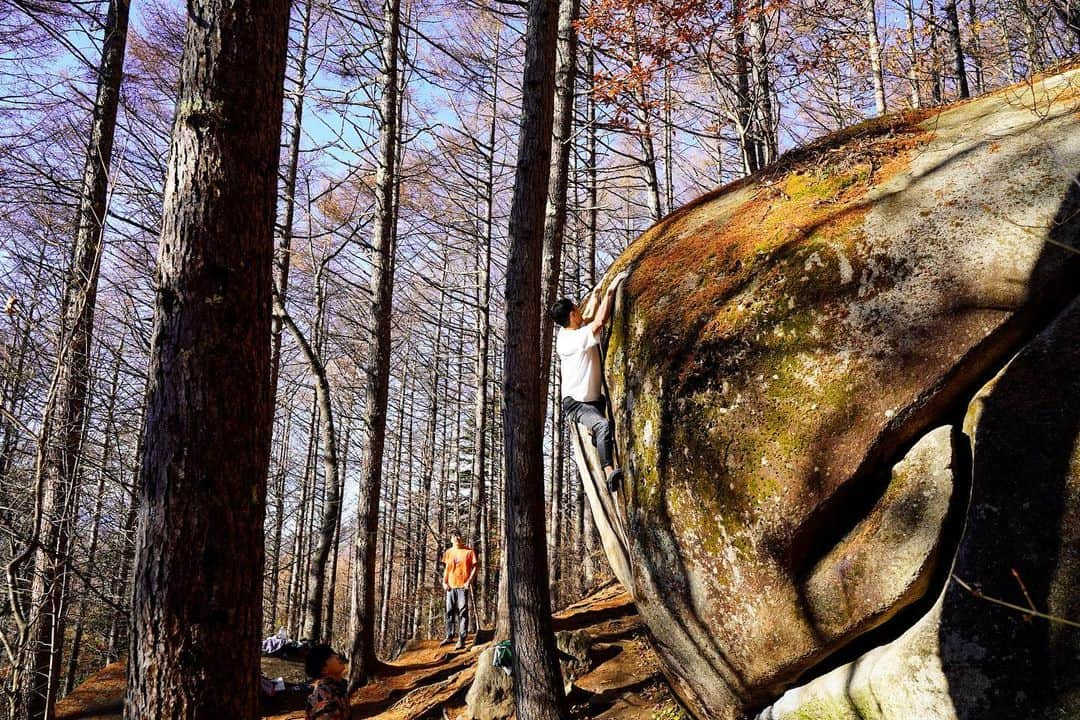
442, 547, 477, 589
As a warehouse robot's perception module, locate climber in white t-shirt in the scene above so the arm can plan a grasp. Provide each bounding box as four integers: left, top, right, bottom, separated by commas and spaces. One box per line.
549, 271, 628, 492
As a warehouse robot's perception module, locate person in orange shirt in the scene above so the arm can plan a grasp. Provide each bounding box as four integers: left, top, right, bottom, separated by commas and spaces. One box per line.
440, 532, 477, 650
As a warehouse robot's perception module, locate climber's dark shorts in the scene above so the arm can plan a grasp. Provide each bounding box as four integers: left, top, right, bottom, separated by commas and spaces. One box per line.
562, 397, 614, 469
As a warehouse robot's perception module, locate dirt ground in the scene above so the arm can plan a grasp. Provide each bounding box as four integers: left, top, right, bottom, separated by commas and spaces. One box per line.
55, 582, 683, 720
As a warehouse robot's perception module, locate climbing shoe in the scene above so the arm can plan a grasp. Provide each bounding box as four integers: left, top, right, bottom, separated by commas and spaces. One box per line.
455, 637, 466, 650
439, 637, 453, 646
607, 468, 623, 492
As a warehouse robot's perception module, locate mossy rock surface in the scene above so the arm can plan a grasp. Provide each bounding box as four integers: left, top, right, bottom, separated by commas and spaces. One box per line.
759, 295, 1080, 720
588, 68, 1080, 719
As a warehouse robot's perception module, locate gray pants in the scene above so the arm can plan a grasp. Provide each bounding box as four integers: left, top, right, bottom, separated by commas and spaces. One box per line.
562, 397, 614, 469
445, 588, 469, 639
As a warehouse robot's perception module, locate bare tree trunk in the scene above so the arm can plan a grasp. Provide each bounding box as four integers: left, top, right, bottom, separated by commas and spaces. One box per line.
586, 44, 599, 283
25, 3, 130, 717
732, 0, 759, 175
63, 354, 123, 695
413, 284, 445, 637
966, 0, 984, 93
467, 38, 497, 553
994, 1, 1019, 81
268, 409, 292, 631
452, 342, 465, 537
547, 372, 564, 602
397, 392, 418, 645
639, 126, 664, 221
929, 1, 944, 104
123, 0, 289, 716
662, 67, 674, 212
538, 0, 579, 415
944, 0, 970, 97
270, 0, 312, 400
748, 0, 776, 166
380, 370, 409, 647
275, 290, 341, 643
905, 0, 923, 108
349, 0, 402, 685
106, 404, 143, 665
287, 400, 317, 637
502, 0, 567, 712
1017, 0, 1044, 73
324, 423, 349, 644
865, 0, 887, 115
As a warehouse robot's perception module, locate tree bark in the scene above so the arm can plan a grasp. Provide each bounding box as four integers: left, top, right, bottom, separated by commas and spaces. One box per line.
585, 43, 599, 284
538, 0, 579, 417
865, 0, 887, 115
747, 0, 776, 167
123, 0, 289, 717
905, 0, 922, 108
287, 399, 317, 637
467, 39, 497, 548
966, 0, 984, 93
639, 126, 664, 221
64, 354, 123, 696
547, 372, 564, 600
349, 0, 402, 686
413, 283, 445, 637
268, 409, 292, 631
275, 293, 341, 643
929, 0, 944, 104
379, 369, 410, 647
324, 423, 349, 644
944, 0, 970, 98
732, 0, 759, 175
26, 3, 130, 717
502, 0, 567, 713
1017, 0, 1044, 73
269, 0, 312, 401
662, 67, 674, 212
106, 402, 144, 665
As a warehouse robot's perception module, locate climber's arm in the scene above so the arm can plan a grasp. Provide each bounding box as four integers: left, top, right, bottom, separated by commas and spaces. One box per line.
587, 271, 629, 336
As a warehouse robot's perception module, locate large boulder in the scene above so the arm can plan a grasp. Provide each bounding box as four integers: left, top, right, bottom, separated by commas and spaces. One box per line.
759, 295, 1080, 720
576, 68, 1080, 719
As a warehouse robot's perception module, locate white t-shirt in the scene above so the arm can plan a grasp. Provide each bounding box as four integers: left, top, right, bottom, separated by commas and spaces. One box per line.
556, 325, 602, 402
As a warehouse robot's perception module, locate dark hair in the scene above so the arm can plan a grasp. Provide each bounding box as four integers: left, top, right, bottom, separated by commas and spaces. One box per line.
305, 644, 338, 678
549, 298, 574, 327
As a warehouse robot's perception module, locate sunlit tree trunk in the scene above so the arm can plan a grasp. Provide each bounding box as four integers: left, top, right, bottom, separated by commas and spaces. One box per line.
502, 0, 567, 712
865, 0, 887, 114
123, 0, 290, 716
25, 3, 130, 716
1017, 0, 1044, 72
748, 0, 776, 166
270, 0, 313, 400
275, 273, 341, 642
63, 354, 123, 695
349, 0, 402, 684
538, 0, 579, 418
944, 0, 970, 97
379, 369, 409, 647
967, 0, 984, 93
905, 0, 923, 108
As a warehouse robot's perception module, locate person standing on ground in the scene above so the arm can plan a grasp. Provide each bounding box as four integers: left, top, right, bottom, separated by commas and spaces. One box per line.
549, 271, 628, 491
440, 532, 478, 650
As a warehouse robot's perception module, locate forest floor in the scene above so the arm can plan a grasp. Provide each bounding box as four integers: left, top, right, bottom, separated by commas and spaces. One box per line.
55, 582, 680, 720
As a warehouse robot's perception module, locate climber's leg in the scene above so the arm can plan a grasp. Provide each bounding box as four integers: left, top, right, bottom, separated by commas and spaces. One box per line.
564, 398, 622, 490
